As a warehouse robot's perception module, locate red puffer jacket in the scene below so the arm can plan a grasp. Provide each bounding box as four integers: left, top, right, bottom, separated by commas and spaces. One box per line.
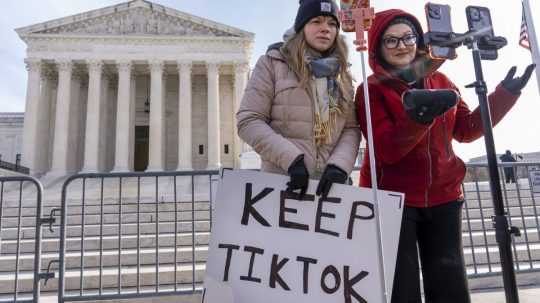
356, 9, 519, 208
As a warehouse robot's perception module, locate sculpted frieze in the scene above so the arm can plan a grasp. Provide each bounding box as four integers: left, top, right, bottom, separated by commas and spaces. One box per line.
35, 7, 237, 37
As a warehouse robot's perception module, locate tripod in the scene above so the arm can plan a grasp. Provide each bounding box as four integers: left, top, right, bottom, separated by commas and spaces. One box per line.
425, 30, 521, 303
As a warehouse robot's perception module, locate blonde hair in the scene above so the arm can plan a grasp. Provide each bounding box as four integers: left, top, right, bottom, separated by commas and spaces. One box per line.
280, 30, 354, 103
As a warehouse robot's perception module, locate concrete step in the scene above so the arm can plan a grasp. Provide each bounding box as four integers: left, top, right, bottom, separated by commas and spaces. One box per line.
1, 220, 211, 240
463, 242, 540, 266
0, 263, 206, 294
0, 246, 209, 272
464, 197, 540, 209
462, 216, 539, 232
0, 288, 203, 303
0, 201, 211, 218
462, 227, 540, 247
0, 232, 210, 254
0, 209, 211, 229
464, 205, 540, 219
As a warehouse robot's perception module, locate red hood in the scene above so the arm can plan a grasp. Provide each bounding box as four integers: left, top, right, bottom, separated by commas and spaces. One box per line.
368, 9, 438, 81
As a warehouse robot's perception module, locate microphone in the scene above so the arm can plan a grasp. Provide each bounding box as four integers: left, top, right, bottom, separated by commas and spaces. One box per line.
402, 89, 459, 124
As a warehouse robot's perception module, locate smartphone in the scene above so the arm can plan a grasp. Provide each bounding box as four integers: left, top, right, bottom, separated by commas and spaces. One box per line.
340, 0, 371, 32
466, 6, 498, 60
425, 3, 457, 60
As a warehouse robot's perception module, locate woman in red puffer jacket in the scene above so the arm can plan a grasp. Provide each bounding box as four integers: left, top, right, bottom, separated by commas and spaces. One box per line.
355, 8, 535, 303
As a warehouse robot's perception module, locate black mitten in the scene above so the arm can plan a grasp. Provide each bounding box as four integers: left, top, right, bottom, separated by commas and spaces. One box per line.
286, 155, 309, 198
501, 64, 536, 95
316, 164, 348, 198
402, 89, 459, 124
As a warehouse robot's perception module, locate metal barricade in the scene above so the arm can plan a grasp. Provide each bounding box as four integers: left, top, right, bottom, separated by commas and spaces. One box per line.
57, 170, 219, 302
462, 162, 540, 278
0, 176, 51, 303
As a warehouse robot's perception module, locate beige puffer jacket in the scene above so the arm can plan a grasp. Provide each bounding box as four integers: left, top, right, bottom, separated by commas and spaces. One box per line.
237, 49, 361, 178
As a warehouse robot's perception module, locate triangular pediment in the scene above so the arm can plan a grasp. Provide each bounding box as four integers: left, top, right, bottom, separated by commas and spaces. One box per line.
16, 0, 253, 39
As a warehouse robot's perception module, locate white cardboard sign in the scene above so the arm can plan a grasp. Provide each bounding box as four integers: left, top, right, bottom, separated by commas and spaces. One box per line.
203, 170, 404, 303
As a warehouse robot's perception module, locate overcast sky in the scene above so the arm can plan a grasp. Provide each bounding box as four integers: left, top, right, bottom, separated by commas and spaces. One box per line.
0, 0, 538, 162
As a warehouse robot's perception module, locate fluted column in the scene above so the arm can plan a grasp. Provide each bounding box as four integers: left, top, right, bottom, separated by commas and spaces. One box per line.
206, 62, 221, 169
146, 60, 165, 171
112, 60, 133, 172
36, 71, 54, 174
50, 60, 73, 176
233, 62, 249, 168
82, 60, 103, 172
129, 74, 137, 171
68, 73, 83, 173
177, 61, 192, 170
21, 59, 42, 175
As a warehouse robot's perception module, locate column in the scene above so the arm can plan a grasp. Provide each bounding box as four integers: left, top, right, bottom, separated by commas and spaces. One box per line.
98, 75, 111, 171
177, 61, 192, 170
206, 62, 221, 169
146, 60, 165, 171
21, 58, 42, 175
129, 74, 137, 171
67, 74, 83, 173
49, 60, 73, 176
36, 70, 54, 174
233, 62, 249, 168
112, 60, 133, 172
82, 60, 103, 172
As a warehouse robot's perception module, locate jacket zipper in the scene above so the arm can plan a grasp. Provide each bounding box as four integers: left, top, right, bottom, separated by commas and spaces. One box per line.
425, 129, 433, 207
309, 84, 321, 175
423, 77, 433, 207
442, 115, 451, 158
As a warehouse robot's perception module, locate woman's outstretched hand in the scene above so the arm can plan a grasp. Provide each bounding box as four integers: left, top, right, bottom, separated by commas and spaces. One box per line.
501, 64, 536, 95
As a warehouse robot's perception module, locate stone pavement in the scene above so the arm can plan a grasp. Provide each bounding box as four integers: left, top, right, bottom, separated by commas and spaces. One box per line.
471, 287, 540, 303
39, 288, 540, 302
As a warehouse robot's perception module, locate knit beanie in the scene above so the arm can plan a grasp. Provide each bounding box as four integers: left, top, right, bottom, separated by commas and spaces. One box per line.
294, 0, 340, 32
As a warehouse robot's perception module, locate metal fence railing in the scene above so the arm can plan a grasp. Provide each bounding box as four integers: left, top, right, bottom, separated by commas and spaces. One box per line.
56, 170, 220, 302
0, 176, 52, 303
460, 162, 540, 278
1, 162, 539, 302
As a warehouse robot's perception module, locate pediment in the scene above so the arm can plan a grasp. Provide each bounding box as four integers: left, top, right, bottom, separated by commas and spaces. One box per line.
16, 0, 253, 39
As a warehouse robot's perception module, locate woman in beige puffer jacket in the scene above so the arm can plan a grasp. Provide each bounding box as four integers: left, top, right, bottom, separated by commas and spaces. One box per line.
236, 0, 361, 197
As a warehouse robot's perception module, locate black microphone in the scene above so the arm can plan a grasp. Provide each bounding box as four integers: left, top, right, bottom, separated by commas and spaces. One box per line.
402, 89, 459, 124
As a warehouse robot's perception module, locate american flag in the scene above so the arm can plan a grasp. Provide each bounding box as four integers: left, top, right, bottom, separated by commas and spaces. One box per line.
520, 5, 531, 50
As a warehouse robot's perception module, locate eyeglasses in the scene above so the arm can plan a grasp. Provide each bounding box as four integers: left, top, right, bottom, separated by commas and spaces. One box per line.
382, 34, 417, 49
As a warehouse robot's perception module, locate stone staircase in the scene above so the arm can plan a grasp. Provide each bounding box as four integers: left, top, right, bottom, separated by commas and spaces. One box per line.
0, 177, 539, 301
462, 180, 540, 288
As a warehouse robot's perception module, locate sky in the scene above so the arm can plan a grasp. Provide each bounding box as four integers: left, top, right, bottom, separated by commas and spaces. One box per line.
0, 0, 539, 162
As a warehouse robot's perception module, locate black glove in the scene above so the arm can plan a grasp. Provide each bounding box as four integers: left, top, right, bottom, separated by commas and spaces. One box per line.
402, 89, 459, 125
501, 64, 536, 95
316, 164, 348, 198
286, 155, 309, 198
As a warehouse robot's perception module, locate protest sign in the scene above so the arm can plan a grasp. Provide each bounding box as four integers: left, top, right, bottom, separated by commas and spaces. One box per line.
203, 170, 403, 303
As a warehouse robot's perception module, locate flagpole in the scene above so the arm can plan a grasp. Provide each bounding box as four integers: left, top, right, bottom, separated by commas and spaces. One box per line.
523, 0, 540, 94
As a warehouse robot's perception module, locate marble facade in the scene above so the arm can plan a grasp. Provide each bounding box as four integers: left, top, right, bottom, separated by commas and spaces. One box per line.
15, 0, 254, 177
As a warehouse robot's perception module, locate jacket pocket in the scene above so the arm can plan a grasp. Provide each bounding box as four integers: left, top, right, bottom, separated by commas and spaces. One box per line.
275, 80, 300, 131
275, 80, 299, 95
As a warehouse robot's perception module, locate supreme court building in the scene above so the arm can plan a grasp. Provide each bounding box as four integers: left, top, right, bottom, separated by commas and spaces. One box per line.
16, 0, 254, 177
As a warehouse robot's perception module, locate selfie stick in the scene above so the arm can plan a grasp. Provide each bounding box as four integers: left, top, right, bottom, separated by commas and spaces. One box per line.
425, 9, 520, 303
339, 3, 389, 303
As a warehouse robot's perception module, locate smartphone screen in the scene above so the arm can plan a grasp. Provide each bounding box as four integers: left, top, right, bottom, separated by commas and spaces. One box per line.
425, 3, 457, 60
466, 6, 498, 60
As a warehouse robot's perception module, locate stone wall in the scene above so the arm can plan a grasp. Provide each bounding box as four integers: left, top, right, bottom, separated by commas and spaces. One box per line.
0, 113, 24, 163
